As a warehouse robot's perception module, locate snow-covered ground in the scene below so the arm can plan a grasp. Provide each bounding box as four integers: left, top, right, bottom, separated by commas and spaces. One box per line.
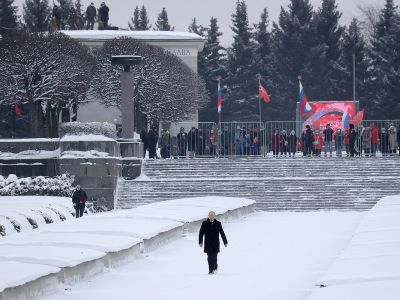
40, 211, 363, 300
308, 195, 400, 300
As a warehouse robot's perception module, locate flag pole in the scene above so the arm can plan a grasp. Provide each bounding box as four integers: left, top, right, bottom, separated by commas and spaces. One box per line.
257, 74, 262, 128
217, 76, 222, 157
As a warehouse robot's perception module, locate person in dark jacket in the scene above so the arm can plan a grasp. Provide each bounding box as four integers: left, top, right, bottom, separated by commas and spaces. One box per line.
323, 124, 334, 157
98, 2, 109, 29
72, 185, 87, 218
304, 125, 314, 157
52, 5, 61, 30
199, 211, 228, 275
140, 128, 148, 158
188, 127, 198, 157
86, 2, 97, 30
159, 129, 171, 159
349, 124, 358, 157
147, 126, 159, 159
177, 127, 187, 157
380, 127, 389, 156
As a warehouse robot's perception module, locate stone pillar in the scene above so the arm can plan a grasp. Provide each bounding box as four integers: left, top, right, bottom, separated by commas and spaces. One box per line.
120, 71, 134, 140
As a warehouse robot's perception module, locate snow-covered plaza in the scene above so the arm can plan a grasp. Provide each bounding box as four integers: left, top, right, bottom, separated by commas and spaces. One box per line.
1, 195, 400, 300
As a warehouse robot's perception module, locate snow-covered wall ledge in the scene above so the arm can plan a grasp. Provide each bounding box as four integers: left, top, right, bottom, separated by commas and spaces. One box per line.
0, 197, 255, 300
307, 195, 400, 300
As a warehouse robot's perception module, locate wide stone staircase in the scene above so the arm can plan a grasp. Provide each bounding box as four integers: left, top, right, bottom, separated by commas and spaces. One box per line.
117, 157, 400, 211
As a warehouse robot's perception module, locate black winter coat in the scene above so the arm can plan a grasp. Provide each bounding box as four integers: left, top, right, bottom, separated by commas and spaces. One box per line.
72, 189, 88, 206
199, 219, 227, 254
99, 5, 109, 21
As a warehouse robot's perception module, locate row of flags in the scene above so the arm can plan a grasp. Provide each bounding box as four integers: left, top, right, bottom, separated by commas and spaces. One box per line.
217, 79, 365, 127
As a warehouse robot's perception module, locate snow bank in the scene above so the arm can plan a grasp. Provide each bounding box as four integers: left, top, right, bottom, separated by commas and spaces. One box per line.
308, 195, 400, 300
60, 135, 115, 142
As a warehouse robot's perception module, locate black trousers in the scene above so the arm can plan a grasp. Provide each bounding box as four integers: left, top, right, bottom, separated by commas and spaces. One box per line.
207, 252, 218, 273
75, 205, 85, 218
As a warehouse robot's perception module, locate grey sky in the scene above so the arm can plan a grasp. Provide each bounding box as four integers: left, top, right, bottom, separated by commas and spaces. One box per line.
15, 0, 385, 45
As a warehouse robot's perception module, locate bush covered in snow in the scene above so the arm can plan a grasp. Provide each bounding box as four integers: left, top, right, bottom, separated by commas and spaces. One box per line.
59, 122, 117, 139
0, 174, 75, 197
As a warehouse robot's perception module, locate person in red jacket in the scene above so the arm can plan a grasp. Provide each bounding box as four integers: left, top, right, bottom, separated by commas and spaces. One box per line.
370, 122, 378, 156
344, 127, 350, 157
313, 129, 323, 157
271, 129, 281, 157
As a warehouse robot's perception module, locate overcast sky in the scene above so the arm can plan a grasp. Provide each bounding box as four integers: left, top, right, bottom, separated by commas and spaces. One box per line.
15, 0, 385, 45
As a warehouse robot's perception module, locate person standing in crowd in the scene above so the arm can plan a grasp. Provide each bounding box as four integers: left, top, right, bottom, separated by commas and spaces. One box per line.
197, 129, 205, 156
86, 2, 97, 30
304, 125, 314, 157
323, 124, 334, 157
52, 4, 61, 30
209, 129, 216, 156
140, 127, 148, 158
345, 127, 350, 156
362, 127, 372, 157
301, 129, 307, 156
271, 129, 280, 157
355, 126, 364, 157
72, 185, 87, 218
99, 2, 109, 29
199, 211, 228, 275
371, 123, 379, 157
349, 124, 358, 157
397, 124, 400, 156
177, 127, 187, 157
187, 127, 198, 157
280, 130, 289, 157
159, 129, 171, 159
243, 128, 251, 156
380, 127, 389, 156
334, 128, 344, 157
388, 125, 398, 156
288, 130, 297, 158
313, 129, 323, 157
147, 126, 159, 159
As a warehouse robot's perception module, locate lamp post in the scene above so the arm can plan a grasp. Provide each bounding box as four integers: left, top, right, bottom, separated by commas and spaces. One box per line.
111, 55, 142, 140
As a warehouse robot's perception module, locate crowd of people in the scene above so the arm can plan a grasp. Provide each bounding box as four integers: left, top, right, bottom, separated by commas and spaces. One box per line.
137, 123, 400, 159
50, 2, 110, 31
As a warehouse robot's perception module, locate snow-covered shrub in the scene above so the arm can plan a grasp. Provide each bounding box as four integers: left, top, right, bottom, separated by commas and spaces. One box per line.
0, 174, 75, 197
59, 122, 117, 139
34, 210, 54, 224
0, 224, 5, 236
48, 207, 67, 221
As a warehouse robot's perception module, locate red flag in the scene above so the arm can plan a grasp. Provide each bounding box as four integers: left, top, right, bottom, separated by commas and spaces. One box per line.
259, 82, 271, 103
15, 104, 21, 116
352, 109, 364, 126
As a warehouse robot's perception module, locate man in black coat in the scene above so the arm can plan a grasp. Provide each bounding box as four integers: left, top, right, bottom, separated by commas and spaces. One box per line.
72, 185, 88, 218
86, 2, 97, 30
199, 211, 228, 275
147, 126, 159, 159
349, 124, 358, 157
99, 2, 110, 29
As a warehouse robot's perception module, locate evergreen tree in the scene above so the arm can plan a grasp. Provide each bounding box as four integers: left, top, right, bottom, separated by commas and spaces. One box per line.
139, 5, 151, 30
128, 5, 140, 30
57, 0, 73, 30
337, 18, 368, 105
0, 0, 18, 36
188, 17, 206, 35
155, 7, 174, 31
368, 0, 400, 118
269, 0, 322, 120
23, 0, 51, 32
313, 0, 344, 101
225, 0, 257, 121
198, 17, 227, 122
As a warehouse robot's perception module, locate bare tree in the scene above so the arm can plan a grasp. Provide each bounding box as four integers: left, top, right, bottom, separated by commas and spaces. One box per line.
90, 37, 207, 125
0, 31, 95, 137
357, 3, 381, 41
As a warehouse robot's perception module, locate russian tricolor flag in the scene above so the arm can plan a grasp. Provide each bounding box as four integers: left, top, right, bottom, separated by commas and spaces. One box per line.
217, 82, 222, 113
299, 81, 312, 116
341, 110, 350, 130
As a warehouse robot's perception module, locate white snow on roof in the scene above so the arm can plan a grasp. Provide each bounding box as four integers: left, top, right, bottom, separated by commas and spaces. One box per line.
61, 30, 204, 41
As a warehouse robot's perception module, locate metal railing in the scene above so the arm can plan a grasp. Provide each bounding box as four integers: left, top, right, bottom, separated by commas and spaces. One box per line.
155, 120, 400, 158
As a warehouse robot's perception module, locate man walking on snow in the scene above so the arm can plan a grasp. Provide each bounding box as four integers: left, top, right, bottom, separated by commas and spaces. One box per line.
199, 211, 228, 274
